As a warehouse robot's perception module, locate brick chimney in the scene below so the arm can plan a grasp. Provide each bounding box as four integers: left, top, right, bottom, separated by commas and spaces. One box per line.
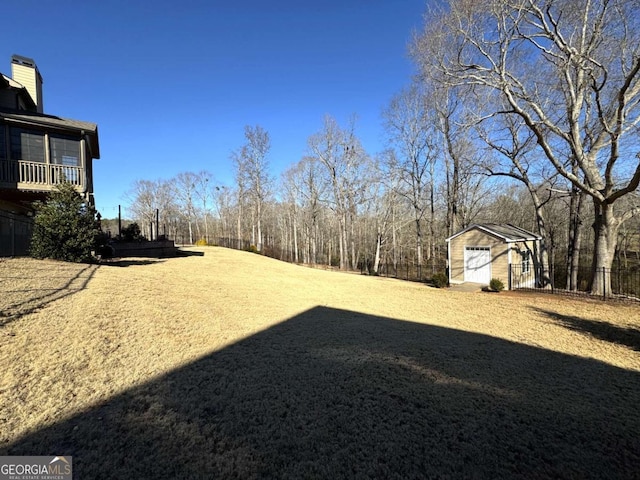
11, 55, 43, 113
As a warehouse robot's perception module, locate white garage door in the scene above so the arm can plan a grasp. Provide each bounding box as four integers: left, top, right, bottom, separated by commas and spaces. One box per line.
464, 247, 491, 284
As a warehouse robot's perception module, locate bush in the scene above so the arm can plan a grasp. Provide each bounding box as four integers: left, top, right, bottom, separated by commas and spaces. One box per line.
489, 278, 505, 292
244, 244, 261, 254
30, 182, 101, 263
195, 238, 208, 246
431, 272, 449, 288
119, 223, 146, 242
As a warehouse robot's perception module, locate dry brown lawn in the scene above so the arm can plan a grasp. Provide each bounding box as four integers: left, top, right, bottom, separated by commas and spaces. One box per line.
1, 247, 639, 479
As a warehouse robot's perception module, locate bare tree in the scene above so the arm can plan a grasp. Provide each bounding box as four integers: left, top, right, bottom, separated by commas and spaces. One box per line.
212, 185, 233, 242
281, 165, 303, 263
126, 180, 156, 239
193, 170, 216, 244
434, 86, 482, 237
366, 160, 398, 274
291, 156, 326, 264
308, 115, 369, 270
233, 125, 272, 251
478, 113, 555, 285
172, 172, 201, 245
383, 83, 439, 271
127, 179, 178, 240
415, 0, 640, 295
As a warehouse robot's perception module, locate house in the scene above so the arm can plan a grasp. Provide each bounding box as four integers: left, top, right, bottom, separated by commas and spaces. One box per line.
446, 224, 542, 289
0, 55, 100, 255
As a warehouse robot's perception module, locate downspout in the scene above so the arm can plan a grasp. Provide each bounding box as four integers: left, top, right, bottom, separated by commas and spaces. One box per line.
446, 238, 451, 284
80, 130, 86, 197
507, 242, 512, 290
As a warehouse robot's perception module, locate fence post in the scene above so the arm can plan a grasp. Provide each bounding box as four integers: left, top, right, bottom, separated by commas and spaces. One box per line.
10, 216, 15, 257
603, 267, 606, 301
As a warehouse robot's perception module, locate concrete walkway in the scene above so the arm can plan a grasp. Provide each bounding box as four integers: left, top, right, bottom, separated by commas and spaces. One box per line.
448, 282, 485, 292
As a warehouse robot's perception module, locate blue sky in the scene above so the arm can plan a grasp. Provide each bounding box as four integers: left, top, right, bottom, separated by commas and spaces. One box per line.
3, 0, 426, 217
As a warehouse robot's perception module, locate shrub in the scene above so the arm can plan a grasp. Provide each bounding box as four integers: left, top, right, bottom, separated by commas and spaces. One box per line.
30, 182, 101, 263
431, 272, 449, 288
119, 223, 146, 242
245, 244, 261, 254
195, 238, 208, 247
489, 278, 505, 292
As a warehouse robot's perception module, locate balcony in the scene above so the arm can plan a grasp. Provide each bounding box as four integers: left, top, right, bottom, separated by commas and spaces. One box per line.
0, 159, 85, 193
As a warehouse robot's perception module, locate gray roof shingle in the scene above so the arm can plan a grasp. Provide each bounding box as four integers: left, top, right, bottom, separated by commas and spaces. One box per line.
447, 223, 541, 242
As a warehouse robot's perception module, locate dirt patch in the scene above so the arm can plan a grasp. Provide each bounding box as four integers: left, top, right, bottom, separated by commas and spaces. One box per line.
1, 247, 639, 478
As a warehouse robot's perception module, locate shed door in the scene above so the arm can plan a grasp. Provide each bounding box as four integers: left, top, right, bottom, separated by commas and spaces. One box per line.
464, 247, 491, 284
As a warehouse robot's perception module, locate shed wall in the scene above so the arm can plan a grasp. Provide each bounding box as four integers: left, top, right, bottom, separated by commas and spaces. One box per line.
448, 227, 541, 288
509, 239, 539, 288
449, 230, 508, 284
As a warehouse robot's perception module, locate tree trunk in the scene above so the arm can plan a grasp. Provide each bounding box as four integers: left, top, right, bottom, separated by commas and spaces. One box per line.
415, 217, 423, 267
392, 207, 398, 271
311, 212, 318, 264
203, 211, 209, 244
236, 203, 242, 250
589, 201, 620, 297
350, 212, 357, 270
257, 201, 263, 251
566, 188, 584, 291
293, 214, 299, 263
373, 232, 382, 274
533, 202, 551, 287
303, 225, 310, 264
429, 171, 436, 273
340, 212, 348, 270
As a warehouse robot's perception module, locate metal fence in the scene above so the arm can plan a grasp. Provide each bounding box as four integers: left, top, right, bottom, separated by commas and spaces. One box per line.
214, 237, 254, 252
510, 263, 640, 301
0, 211, 33, 257
210, 236, 446, 282
360, 261, 447, 283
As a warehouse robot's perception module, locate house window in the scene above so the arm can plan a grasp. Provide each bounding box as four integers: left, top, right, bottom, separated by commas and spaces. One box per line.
50, 135, 80, 166
10, 128, 45, 162
521, 250, 531, 274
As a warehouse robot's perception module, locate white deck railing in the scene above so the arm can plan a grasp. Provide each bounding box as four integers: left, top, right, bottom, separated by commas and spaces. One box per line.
0, 160, 84, 189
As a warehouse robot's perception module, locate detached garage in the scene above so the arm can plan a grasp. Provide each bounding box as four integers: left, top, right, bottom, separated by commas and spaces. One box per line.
446, 224, 542, 289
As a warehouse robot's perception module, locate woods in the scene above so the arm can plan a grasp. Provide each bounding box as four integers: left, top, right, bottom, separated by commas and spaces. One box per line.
124, 0, 640, 294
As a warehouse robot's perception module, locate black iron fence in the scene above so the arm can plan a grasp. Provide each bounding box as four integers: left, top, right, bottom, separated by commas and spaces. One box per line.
360, 260, 447, 283
210, 237, 446, 282
510, 263, 640, 301
0, 211, 33, 257
215, 237, 253, 252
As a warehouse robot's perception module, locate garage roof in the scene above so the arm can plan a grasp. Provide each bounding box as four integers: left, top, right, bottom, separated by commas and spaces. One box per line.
446, 224, 542, 242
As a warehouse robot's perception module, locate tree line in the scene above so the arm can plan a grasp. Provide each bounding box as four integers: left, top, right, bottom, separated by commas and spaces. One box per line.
124, 0, 640, 295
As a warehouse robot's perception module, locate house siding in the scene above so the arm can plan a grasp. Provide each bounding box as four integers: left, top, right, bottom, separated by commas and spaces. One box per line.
11, 62, 43, 112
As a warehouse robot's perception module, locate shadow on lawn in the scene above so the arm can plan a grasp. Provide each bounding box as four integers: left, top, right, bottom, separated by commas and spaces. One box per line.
534, 307, 640, 352
0, 264, 98, 327
99, 259, 165, 268
4, 307, 640, 479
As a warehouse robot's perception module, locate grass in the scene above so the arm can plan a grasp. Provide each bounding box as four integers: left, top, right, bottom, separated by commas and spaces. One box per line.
1, 247, 639, 478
